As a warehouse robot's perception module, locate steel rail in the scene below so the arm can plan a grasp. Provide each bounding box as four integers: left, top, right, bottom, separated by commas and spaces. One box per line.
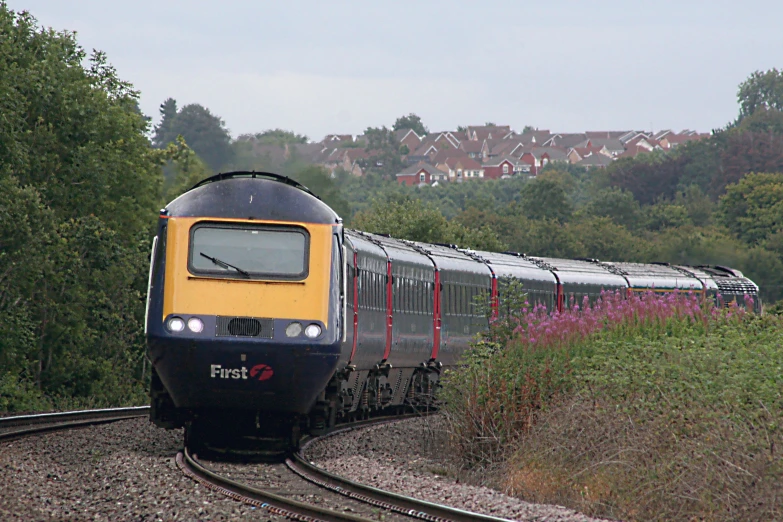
178, 448, 376, 522
292, 420, 515, 522
0, 406, 150, 442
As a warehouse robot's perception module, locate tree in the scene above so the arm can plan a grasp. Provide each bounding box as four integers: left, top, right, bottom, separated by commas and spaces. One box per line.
642, 201, 692, 231
352, 196, 505, 251
0, 6, 160, 409
359, 126, 406, 178
519, 178, 573, 222
737, 68, 783, 120
152, 100, 233, 171
160, 137, 214, 203
393, 113, 428, 136
153, 98, 178, 148
288, 165, 351, 220
580, 188, 642, 230
253, 128, 308, 145
718, 172, 783, 245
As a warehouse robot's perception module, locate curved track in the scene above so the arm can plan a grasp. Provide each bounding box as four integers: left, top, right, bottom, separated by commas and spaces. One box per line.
179, 415, 514, 522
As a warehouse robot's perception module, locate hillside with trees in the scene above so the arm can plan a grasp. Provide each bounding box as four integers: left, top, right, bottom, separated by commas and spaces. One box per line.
1, 1, 782, 412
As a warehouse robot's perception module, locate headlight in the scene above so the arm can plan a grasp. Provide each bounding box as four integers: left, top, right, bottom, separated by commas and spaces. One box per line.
167, 317, 185, 332
304, 324, 322, 339
285, 322, 303, 337
187, 317, 204, 333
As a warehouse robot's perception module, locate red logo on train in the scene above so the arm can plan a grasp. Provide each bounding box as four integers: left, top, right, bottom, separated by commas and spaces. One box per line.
249, 364, 274, 381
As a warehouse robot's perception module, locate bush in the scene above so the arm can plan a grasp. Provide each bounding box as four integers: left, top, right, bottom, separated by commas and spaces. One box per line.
441, 291, 776, 520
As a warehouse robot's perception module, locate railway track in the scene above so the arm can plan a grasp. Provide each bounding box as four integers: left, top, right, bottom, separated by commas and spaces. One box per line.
179, 415, 514, 522
1, 408, 513, 521
0, 406, 150, 441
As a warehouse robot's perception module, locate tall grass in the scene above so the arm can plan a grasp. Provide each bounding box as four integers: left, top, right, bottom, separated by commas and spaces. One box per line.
441, 289, 775, 520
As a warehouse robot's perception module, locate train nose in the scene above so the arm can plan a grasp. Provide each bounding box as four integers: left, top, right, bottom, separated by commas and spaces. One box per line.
148, 336, 341, 414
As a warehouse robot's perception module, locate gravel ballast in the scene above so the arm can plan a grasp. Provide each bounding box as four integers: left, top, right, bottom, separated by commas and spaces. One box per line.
306, 416, 609, 522
0, 418, 283, 521
1, 414, 610, 521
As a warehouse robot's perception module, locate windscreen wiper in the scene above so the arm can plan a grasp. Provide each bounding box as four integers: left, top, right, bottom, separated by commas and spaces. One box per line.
200, 252, 250, 278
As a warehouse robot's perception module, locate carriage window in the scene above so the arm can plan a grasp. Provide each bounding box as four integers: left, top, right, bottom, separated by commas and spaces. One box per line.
189, 223, 309, 280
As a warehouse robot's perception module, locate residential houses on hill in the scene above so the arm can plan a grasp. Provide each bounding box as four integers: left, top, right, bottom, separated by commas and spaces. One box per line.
238, 125, 708, 186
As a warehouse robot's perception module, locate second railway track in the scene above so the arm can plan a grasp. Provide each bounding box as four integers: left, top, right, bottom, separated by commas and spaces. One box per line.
178, 415, 515, 522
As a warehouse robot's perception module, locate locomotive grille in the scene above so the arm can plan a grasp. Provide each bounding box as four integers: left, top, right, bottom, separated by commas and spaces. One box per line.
216, 317, 274, 338
716, 280, 758, 296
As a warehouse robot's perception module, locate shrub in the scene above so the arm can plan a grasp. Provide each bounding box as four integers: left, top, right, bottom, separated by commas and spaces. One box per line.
441, 290, 774, 520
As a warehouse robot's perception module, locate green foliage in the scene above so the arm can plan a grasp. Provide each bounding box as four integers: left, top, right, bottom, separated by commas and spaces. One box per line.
251, 128, 308, 145
579, 187, 642, 230
352, 196, 505, 251
519, 178, 573, 222
737, 68, 783, 119
516, 316, 783, 521
718, 172, 783, 245
152, 99, 233, 171
444, 295, 781, 520
359, 126, 406, 177
0, 6, 158, 411
288, 165, 351, 220
159, 137, 214, 202
392, 113, 428, 136
642, 200, 691, 231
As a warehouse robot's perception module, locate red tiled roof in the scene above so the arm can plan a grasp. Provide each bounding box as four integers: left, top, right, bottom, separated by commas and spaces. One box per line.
444, 155, 482, 170
431, 149, 469, 164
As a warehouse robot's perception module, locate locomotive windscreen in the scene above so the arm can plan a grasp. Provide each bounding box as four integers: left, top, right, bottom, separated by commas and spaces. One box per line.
188, 223, 310, 280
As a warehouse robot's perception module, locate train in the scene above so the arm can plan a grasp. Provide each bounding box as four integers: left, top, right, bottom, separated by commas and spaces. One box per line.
144, 171, 760, 452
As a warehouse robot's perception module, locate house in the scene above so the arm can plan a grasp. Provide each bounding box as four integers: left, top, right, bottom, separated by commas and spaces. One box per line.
516, 129, 553, 146
567, 146, 609, 164
466, 125, 512, 141
320, 134, 353, 146
394, 128, 422, 153
430, 148, 469, 165
340, 148, 370, 176
439, 156, 484, 182
624, 135, 661, 152
576, 152, 614, 169
588, 138, 625, 156
617, 144, 656, 159
395, 162, 441, 186
586, 131, 630, 140
482, 155, 519, 179
427, 131, 461, 148
487, 139, 526, 160
407, 142, 439, 164
618, 131, 650, 144
660, 131, 708, 149
653, 129, 674, 141
542, 133, 590, 149
517, 147, 568, 176
459, 139, 483, 159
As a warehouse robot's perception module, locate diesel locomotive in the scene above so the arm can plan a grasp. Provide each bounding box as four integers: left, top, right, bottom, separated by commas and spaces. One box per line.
145, 171, 760, 451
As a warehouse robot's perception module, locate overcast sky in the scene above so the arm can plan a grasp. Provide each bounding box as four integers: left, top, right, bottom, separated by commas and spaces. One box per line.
8, 1, 783, 140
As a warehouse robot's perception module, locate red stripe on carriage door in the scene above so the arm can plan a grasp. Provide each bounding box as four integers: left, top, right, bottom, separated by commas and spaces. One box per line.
349, 251, 359, 362
491, 276, 499, 321
556, 282, 564, 313
382, 261, 393, 361
430, 271, 442, 361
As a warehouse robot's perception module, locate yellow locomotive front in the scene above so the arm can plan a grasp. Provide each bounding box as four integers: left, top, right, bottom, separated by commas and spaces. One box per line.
145, 173, 345, 448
